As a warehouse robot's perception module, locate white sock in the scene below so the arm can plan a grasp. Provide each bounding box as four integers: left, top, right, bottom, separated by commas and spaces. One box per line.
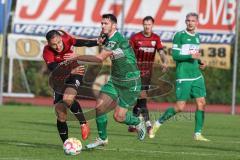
145, 121, 152, 127
155, 120, 162, 127
129, 125, 136, 128
195, 132, 201, 136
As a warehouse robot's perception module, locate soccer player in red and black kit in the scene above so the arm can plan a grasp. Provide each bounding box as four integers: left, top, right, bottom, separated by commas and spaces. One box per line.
128, 16, 168, 134
43, 30, 100, 143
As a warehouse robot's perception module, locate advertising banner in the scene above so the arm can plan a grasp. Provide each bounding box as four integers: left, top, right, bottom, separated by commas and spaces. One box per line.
11, 0, 237, 69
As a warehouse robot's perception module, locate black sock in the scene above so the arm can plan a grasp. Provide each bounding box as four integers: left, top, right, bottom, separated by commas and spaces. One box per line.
133, 101, 141, 117
70, 100, 86, 124
138, 99, 150, 122
57, 120, 68, 143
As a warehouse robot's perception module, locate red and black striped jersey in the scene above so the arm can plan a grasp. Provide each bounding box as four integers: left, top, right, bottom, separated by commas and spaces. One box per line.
129, 32, 163, 77
43, 30, 77, 64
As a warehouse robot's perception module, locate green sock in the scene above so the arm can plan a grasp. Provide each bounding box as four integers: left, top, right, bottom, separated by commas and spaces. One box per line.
195, 110, 204, 133
158, 107, 176, 124
124, 111, 140, 125
96, 114, 108, 140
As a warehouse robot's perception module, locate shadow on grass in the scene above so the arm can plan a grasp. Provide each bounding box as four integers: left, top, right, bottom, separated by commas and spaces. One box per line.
147, 141, 240, 153
17, 121, 56, 127
0, 139, 61, 150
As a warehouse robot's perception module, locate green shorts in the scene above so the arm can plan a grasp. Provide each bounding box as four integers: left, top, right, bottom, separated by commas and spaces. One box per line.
175, 76, 206, 101
100, 78, 141, 108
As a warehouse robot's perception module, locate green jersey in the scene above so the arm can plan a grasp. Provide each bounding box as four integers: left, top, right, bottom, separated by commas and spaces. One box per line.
172, 30, 202, 80
104, 31, 140, 81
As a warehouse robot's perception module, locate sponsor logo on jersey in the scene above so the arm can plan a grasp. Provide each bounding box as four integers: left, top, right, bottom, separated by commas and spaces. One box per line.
139, 47, 155, 53
105, 41, 116, 49
189, 45, 200, 55
151, 41, 156, 46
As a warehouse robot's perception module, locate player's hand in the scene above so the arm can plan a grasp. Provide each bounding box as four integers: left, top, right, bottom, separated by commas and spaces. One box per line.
191, 52, 201, 59
71, 65, 85, 75
191, 53, 200, 59
161, 63, 168, 73
199, 60, 207, 70
140, 90, 148, 99
97, 33, 108, 45
63, 53, 78, 60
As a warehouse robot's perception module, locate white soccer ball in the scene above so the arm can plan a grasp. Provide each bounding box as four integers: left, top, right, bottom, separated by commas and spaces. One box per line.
63, 137, 82, 155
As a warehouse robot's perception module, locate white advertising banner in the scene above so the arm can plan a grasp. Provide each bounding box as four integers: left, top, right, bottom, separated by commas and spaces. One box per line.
12, 0, 236, 43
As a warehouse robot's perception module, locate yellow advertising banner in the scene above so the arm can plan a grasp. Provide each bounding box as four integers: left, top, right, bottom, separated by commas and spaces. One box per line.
154, 43, 231, 69
8, 34, 231, 69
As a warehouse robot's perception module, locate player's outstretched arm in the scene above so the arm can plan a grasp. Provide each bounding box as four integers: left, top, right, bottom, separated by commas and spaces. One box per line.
74, 55, 103, 63
73, 34, 107, 47
74, 38, 98, 47
74, 49, 112, 63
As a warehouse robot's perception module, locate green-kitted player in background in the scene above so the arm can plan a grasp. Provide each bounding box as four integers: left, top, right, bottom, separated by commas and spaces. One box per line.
149, 12, 210, 141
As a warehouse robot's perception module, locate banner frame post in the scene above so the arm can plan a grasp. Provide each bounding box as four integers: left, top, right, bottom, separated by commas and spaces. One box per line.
231, 0, 240, 115
0, 0, 8, 105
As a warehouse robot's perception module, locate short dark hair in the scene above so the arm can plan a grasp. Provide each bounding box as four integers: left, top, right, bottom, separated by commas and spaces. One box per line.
186, 12, 199, 20
46, 30, 61, 41
102, 14, 117, 23
143, 16, 154, 23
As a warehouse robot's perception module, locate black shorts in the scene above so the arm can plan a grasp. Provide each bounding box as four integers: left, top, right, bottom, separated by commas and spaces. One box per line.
141, 76, 151, 91
53, 74, 83, 104
64, 74, 83, 90
53, 92, 63, 104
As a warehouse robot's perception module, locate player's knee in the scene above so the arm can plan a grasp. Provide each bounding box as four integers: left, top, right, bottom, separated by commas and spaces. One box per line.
175, 104, 186, 112
197, 98, 206, 110
62, 97, 74, 107
57, 113, 67, 122
113, 112, 125, 122
96, 104, 106, 115
55, 105, 67, 121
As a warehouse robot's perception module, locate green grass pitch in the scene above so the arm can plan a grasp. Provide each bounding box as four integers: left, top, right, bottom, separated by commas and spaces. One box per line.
0, 105, 239, 160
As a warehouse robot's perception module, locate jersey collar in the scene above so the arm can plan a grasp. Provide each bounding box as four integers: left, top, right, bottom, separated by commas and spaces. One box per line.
141, 31, 152, 38
185, 30, 196, 36
108, 31, 117, 39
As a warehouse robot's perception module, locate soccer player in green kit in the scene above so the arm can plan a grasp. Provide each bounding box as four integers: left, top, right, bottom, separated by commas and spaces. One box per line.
149, 12, 209, 141
76, 13, 146, 149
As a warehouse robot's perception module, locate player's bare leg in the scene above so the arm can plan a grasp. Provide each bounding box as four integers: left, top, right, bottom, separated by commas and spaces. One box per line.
63, 87, 90, 140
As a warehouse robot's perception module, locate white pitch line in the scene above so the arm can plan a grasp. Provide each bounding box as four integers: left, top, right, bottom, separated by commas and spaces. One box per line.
6, 142, 37, 147
0, 158, 40, 160
214, 140, 240, 144
95, 147, 240, 158
4, 142, 240, 158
